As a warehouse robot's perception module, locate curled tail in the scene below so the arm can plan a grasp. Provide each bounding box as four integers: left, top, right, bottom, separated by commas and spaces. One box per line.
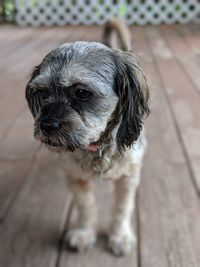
101, 18, 132, 52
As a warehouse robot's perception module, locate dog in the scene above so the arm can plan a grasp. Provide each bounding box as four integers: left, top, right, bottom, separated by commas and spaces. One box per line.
25, 18, 149, 256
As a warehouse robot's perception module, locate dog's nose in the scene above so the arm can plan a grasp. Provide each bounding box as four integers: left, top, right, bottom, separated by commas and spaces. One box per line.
40, 119, 61, 135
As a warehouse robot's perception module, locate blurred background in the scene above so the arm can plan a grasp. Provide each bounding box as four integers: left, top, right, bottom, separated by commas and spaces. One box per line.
0, 1, 200, 267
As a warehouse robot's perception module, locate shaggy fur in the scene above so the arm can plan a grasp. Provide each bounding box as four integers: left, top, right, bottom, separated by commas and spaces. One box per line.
25, 18, 149, 256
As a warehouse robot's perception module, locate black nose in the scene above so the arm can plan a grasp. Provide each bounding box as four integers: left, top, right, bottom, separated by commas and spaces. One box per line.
40, 119, 61, 135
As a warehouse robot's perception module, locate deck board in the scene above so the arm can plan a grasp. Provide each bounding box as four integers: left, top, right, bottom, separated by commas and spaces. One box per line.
160, 25, 200, 94
0, 148, 70, 267
0, 161, 30, 221
0, 25, 199, 267
148, 26, 200, 193
132, 26, 200, 267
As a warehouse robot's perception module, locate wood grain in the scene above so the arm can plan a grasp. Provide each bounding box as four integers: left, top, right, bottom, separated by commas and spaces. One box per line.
149, 26, 200, 193
0, 161, 29, 221
0, 148, 70, 267
132, 26, 200, 267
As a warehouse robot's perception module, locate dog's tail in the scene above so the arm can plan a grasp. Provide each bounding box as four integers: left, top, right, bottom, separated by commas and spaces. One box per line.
101, 17, 131, 52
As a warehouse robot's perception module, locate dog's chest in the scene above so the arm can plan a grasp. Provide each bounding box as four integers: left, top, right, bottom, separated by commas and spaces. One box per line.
58, 152, 130, 181
58, 136, 146, 182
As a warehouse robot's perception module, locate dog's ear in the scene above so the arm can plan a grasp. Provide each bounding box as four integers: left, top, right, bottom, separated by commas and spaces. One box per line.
25, 65, 41, 118
112, 50, 150, 151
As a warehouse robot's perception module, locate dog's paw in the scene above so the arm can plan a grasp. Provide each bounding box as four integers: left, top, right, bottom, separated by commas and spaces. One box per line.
108, 230, 136, 256
66, 228, 97, 252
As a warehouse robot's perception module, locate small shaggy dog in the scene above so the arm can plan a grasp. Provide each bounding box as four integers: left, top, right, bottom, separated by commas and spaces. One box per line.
25, 18, 149, 256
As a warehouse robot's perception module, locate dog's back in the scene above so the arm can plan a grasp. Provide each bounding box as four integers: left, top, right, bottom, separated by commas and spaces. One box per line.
101, 18, 132, 52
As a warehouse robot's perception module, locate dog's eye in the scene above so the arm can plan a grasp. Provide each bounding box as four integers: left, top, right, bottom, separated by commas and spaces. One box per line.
36, 89, 49, 100
75, 89, 93, 101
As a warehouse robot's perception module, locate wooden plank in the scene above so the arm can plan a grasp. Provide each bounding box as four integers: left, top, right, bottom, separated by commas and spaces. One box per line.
159, 25, 200, 94
132, 26, 200, 266
0, 25, 31, 42
179, 25, 200, 54
0, 161, 29, 221
58, 27, 137, 267
148, 26, 200, 193
0, 110, 40, 161
0, 27, 37, 59
177, 25, 200, 93
0, 91, 26, 141
0, 112, 40, 221
0, 147, 70, 267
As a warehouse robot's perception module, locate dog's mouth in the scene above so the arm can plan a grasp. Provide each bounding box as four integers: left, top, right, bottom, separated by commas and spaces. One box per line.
34, 120, 102, 152
43, 140, 101, 153
44, 140, 101, 152
37, 130, 101, 152
84, 142, 101, 152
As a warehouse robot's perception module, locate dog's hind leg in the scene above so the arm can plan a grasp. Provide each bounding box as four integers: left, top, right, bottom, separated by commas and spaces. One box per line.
66, 179, 97, 252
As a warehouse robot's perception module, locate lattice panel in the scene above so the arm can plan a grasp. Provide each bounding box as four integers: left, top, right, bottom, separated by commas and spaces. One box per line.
15, 0, 200, 26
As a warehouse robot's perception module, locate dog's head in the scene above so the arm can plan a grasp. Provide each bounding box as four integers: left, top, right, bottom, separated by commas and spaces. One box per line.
26, 42, 149, 153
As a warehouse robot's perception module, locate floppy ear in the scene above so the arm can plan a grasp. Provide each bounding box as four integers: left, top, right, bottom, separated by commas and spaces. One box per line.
112, 50, 150, 151
25, 65, 41, 118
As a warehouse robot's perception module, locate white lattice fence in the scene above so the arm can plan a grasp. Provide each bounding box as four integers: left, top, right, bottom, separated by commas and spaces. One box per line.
15, 0, 200, 26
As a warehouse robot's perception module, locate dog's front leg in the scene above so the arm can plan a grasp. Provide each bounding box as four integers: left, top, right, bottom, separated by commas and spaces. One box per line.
66, 179, 97, 252
108, 164, 141, 256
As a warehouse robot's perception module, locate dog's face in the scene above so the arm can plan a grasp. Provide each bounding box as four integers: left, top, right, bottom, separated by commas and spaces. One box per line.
26, 42, 149, 152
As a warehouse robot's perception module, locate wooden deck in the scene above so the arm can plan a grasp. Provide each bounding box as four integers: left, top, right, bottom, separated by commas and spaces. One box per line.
0, 24, 200, 267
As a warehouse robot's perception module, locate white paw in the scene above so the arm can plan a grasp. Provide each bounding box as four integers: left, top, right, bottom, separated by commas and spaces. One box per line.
108, 228, 136, 256
66, 228, 96, 252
